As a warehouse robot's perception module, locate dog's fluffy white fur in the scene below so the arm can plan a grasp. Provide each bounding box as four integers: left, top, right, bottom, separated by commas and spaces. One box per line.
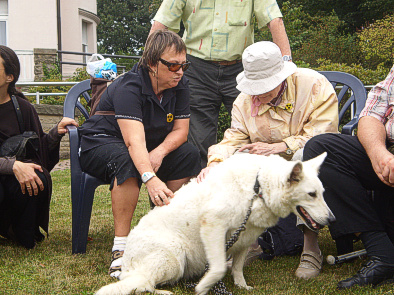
96, 153, 335, 295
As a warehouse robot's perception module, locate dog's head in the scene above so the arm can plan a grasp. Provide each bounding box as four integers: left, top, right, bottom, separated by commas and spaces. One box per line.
259, 152, 335, 230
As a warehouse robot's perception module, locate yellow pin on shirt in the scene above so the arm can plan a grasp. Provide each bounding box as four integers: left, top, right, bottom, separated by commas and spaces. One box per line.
167, 113, 174, 122
285, 103, 293, 111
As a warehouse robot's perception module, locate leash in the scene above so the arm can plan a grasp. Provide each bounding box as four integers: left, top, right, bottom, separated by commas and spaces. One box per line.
185, 175, 263, 295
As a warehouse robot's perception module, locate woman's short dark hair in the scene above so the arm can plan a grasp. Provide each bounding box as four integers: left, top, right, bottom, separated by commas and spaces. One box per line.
0, 45, 26, 99
139, 30, 186, 69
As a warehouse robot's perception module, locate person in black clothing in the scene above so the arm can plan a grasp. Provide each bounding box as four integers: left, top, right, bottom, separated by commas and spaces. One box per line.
0, 45, 78, 249
301, 66, 394, 289
79, 30, 201, 278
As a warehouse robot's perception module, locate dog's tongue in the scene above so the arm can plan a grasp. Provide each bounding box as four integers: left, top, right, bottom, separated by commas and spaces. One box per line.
299, 206, 319, 230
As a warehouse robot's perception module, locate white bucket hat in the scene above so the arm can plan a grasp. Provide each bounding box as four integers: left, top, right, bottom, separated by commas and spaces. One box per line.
236, 41, 297, 95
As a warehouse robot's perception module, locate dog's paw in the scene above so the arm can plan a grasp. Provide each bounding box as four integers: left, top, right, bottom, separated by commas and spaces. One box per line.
235, 283, 253, 290
154, 290, 174, 295
195, 286, 208, 295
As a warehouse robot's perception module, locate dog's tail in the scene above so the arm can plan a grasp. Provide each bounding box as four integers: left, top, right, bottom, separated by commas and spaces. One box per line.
95, 272, 154, 295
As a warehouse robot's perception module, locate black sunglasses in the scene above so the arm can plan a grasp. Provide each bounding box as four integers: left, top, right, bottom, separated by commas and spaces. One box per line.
159, 58, 191, 72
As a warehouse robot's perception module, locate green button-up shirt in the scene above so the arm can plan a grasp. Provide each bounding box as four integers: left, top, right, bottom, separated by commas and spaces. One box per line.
154, 0, 283, 61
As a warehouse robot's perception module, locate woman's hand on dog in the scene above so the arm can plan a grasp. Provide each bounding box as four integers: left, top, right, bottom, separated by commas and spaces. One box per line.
146, 177, 174, 206
238, 142, 287, 155
197, 162, 219, 183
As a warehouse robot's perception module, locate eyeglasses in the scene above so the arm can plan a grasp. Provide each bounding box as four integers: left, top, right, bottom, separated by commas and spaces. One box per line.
159, 58, 191, 72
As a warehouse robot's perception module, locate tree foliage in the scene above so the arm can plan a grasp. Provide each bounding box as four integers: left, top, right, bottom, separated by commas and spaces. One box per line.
97, 0, 158, 55
314, 59, 390, 86
294, 12, 360, 67
257, 2, 361, 67
277, 0, 394, 32
358, 14, 394, 69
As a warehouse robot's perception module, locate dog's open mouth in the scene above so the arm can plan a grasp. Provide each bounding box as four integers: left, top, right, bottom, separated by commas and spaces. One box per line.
296, 206, 322, 230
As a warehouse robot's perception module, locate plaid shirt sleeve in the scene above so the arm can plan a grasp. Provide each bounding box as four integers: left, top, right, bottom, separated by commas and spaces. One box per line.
359, 65, 394, 123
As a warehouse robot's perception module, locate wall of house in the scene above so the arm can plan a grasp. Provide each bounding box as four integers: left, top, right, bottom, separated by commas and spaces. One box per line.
7, 0, 98, 81
60, 0, 99, 78
8, 0, 58, 51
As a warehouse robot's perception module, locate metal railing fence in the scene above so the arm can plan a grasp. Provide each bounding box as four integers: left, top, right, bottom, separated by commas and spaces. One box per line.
16, 81, 79, 104
16, 81, 374, 105
58, 50, 141, 73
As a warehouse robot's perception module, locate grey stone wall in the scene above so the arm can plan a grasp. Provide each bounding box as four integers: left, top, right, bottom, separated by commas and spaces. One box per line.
33, 104, 70, 159
34, 48, 57, 81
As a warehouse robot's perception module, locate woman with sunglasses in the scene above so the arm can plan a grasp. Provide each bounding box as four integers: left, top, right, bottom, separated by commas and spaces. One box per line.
78, 30, 201, 278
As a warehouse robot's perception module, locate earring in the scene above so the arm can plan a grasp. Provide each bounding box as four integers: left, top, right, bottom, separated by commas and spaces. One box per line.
152, 71, 156, 77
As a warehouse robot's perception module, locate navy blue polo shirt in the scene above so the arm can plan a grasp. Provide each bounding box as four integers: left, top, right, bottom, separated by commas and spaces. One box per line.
79, 66, 190, 152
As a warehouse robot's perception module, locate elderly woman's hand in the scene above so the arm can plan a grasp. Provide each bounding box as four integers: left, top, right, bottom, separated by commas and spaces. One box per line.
238, 142, 287, 156
196, 162, 219, 183
146, 177, 174, 206
57, 117, 79, 135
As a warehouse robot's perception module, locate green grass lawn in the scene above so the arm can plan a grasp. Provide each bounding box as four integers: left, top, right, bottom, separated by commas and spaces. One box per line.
0, 169, 392, 294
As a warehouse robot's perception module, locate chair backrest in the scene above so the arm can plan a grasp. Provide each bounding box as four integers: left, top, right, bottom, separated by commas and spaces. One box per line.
318, 71, 367, 134
63, 79, 91, 119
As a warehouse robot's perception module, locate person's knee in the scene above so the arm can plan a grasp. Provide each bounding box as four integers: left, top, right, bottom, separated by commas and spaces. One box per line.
304, 133, 338, 161
183, 143, 202, 164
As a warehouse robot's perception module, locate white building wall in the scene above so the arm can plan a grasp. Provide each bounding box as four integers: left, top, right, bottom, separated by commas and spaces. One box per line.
6, 0, 98, 80
61, 0, 99, 77
8, 0, 58, 50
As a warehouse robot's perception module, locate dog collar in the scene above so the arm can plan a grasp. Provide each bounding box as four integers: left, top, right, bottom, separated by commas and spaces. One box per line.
253, 177, 264, 200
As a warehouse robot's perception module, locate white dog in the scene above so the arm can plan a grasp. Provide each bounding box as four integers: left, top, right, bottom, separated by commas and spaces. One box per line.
96, 153, 335, 295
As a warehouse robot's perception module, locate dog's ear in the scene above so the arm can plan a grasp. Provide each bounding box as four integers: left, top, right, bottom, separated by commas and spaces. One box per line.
288, 161, 303, 185
305, 152, 327, 173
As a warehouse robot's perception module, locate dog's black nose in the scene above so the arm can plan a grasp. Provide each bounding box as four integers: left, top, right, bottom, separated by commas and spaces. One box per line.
328, 212, 336, 224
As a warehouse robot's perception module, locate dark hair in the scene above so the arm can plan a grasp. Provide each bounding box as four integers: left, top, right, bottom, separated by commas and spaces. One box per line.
0, 45, 27, 99
139, 30, 186, 69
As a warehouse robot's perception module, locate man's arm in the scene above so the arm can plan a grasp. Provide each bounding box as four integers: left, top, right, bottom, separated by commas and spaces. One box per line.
149, 21, 168, 35
267, 18, 291, 57
358, 116, 394, 186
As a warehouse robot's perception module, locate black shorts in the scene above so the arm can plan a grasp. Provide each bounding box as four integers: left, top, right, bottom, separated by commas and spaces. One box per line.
80, 142, 202, 190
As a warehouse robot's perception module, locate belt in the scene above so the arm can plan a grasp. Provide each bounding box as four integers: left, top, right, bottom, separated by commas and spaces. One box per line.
208, 59, 242, 66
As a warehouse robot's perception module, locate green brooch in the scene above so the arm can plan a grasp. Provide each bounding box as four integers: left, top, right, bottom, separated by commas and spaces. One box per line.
285, 103, 293, 111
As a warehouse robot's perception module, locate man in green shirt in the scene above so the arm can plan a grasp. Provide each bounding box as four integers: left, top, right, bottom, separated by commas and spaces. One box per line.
150, 0, 291, 166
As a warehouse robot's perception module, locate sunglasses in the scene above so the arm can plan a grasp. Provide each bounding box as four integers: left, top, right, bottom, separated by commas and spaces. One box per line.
159, 58, 191, 72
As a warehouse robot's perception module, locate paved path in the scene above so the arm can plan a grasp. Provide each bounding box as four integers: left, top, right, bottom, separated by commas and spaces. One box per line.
52, 159, 71, 172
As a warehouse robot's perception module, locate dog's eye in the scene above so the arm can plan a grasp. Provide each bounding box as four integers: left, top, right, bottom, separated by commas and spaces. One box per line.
308, 192, 317, 198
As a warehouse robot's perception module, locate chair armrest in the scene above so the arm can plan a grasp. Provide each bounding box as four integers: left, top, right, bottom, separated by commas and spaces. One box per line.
341, 117, 358, 135
66, 125, 82, 173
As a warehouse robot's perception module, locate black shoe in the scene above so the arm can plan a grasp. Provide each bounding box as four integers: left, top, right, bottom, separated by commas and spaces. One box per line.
337, 257, 394, 289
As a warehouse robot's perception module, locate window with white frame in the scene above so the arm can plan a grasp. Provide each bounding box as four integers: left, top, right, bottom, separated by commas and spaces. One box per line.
82, 21, 88, 63
0, 0, 8, 46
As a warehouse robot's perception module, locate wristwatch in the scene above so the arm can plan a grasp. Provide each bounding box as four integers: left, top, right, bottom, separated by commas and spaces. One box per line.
141, 172, 156, 183
286, 148, 293, 155
282, 55, 292, 62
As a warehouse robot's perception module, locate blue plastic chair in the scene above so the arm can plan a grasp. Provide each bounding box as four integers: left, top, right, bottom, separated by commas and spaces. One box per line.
318, 71, 367, 134
319, 71, 368, 255
63, 79, 108, 254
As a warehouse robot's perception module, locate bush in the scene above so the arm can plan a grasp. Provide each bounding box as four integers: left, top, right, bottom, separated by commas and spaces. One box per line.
313, 59, 390, 85
358, 14, 394, 69
217, 104, 231, 142
27, 62, 90, 105
294, 12, 360, 67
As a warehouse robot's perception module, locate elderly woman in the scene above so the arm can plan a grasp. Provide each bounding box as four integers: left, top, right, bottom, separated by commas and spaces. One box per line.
0, 45, 78, 249
197, 41, 339, 275
78, 30, 201, 277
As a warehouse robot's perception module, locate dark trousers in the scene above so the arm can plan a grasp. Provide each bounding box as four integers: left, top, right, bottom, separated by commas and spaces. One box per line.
303, 133, 394, 242
185, 55, 243, 167
0, 171, 48, 249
